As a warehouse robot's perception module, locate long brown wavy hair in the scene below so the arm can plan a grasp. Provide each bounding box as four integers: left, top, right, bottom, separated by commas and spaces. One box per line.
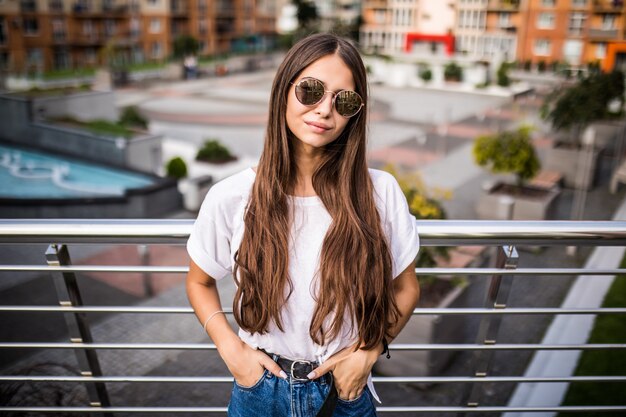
233, 33, 399, 351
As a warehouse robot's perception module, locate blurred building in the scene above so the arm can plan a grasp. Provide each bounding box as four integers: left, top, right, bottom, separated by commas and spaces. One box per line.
360, 0, 456, 54
0, 0, 276, 73
466, 0, 626, 70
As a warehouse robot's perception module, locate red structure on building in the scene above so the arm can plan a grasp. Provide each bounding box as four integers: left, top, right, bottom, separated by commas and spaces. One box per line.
405, 33, 455, 56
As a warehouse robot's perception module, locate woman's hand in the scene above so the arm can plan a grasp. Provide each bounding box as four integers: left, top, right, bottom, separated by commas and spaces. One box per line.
307, 343, 382, 400
220, 337, 287, 387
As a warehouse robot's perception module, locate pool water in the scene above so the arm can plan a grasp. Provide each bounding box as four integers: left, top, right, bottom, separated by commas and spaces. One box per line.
0, 144, 155, 198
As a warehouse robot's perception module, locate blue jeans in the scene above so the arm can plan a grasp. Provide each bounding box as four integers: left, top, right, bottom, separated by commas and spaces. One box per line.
227, 369, 378, 417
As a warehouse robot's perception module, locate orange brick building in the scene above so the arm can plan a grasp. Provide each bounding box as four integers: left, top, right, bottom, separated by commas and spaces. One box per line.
0, 0, 276, 73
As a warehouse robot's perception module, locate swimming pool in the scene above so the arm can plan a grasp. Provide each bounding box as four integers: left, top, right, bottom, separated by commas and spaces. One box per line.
0, 144, 156, 199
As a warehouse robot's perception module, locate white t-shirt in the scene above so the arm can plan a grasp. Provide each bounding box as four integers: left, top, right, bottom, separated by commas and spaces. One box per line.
187, 166, 420, 364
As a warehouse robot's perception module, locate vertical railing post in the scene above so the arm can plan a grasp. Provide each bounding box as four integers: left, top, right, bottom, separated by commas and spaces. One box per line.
460, 245, 519, 414
138, 244, 153, 297
45, 244, 111, 415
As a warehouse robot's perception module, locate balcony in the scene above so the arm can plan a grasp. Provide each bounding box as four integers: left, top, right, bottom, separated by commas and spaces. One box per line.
52, 31, 67, 43
487, 0, 520, 12
49, 0, 64, 13
593, 0, 625, 13
589, 27, 620, 39
20, 0, 37, 13
170, 0, 188, 15
0, 219, 625, 414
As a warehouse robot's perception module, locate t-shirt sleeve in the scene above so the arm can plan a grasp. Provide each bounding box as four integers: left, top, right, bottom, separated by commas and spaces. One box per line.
384, 175, 420, 279
186, 188, 233, 280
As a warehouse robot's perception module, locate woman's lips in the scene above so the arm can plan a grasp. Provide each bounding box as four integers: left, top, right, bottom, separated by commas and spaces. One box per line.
305, 121, 332, 133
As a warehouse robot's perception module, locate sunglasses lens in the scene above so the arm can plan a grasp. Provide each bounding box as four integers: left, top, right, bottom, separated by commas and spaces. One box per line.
295, 78, 325, 105
335, 90, 362, 118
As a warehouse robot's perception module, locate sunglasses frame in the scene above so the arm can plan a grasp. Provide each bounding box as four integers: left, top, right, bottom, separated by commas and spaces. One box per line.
291, 77, 364, 118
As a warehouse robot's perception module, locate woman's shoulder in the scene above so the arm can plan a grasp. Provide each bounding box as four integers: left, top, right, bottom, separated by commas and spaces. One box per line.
200, 167, 255, 214
368, 168, 399, 191
208, 167, 256, 197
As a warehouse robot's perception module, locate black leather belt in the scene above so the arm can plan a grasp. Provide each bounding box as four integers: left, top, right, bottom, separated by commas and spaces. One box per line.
261, 350, 338, 417
276, 356, 319, 381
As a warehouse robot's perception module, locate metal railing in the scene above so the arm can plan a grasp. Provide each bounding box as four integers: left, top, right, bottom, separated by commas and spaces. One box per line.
0, 219, 625, 415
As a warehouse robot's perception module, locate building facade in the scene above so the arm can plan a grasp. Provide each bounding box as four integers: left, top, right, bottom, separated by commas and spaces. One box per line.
0, 0, 276, 73
360, 0, 456, 55
482, 0, 626, 69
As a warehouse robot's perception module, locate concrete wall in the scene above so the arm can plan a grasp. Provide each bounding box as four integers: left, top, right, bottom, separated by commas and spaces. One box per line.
0, 181, 182, 219
32, 91, 118, 122
0, 94, 163, 174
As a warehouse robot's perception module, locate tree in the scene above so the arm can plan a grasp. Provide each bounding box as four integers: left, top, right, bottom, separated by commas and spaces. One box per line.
196, 139, 236, 163
541, 70, 625, 145
173, 35, 199, 59
473, 126, 540, 187
293, 0, 318, 28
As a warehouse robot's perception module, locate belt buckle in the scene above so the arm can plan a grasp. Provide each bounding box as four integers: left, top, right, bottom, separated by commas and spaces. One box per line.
290, 359, 312, 381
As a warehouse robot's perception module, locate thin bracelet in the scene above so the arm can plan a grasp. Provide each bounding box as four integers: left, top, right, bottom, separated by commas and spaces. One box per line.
202, 310, 225, 332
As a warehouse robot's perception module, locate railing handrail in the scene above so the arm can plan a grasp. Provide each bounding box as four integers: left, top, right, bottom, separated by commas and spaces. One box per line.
2, 219, 626, 245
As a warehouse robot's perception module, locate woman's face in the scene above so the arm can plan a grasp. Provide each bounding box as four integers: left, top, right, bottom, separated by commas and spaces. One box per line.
286, 53, 355, 150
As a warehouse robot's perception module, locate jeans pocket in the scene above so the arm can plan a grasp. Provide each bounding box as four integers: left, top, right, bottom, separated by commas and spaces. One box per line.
234, 368, 269, 391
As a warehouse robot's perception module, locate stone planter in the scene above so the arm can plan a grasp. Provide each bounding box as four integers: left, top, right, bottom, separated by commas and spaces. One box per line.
545, 143, 603, 190
373, 279, 467, 380
475, 183, 561, 220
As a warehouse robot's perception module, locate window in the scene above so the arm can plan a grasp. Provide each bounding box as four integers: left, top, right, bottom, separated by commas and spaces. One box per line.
602, 14, 616, 30
150, 18, 161, 33
23, 18, 39, 35
541, 0, 555, 6
537, 12, 555, 29
571, 0, 586, 7
148, 0, 159, 4
104, 19, 115, 36
569, 12, 586, 35
0, 18, 6, 44
563, 39, 583, 64
82, 20, 93, 35
26, 48, 42, 67
53, 48, 70, 70
52, 18, 65, 40
499, 12, 511, 28
0, 52, 9, 70
596, 42, 607, 59
151, 42, 161, 58
534, 38, 551, 55
198, 20, 207, 35
85, 47, 96, 63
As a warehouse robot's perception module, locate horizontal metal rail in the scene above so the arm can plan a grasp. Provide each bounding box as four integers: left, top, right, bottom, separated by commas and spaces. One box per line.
1, 405, 626, 413
1, 375, 625, 384
3, 265, 626, 275
1, 306, 625, 315
1, 342, 625, 351
2, 219, 626, 245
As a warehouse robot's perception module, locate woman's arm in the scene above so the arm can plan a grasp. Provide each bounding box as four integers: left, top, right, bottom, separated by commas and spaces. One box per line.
308, 260, 420, 400
186, 259, 286, 385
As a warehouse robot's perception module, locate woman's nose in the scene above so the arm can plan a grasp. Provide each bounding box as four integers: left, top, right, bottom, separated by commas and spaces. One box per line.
315, 92, 334, 116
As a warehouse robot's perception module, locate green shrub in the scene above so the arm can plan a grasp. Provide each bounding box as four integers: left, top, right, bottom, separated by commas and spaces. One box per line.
497, 62, 511, 87
196, 139, 236, 163
444, 61, 463, 82
419, 67, 433, 83
166, 156, 188, 179
119, 106, 148, 130
473, 126, 540, 186
84, 120, 134, 138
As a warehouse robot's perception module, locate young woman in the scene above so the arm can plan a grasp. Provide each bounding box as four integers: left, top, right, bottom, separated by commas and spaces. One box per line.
186, 33, 420, 417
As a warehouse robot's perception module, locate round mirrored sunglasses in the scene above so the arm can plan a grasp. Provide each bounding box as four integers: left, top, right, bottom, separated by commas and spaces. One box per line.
291, 77, 364, 118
